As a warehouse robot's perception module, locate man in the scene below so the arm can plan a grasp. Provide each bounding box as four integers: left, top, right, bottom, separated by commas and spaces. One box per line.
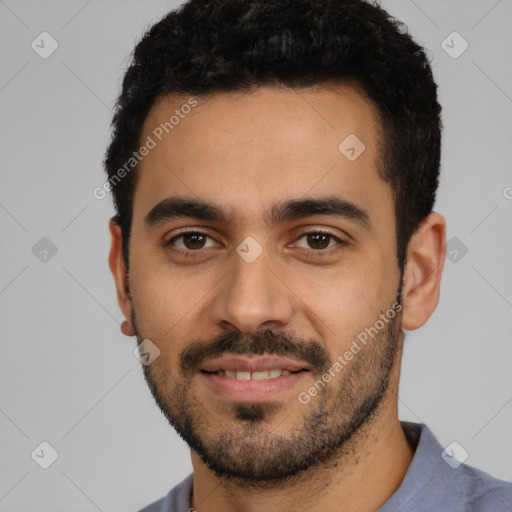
104, 0, 512, 510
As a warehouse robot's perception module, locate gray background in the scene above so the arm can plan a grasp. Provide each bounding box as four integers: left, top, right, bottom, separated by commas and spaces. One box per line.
1, 0, 511, 510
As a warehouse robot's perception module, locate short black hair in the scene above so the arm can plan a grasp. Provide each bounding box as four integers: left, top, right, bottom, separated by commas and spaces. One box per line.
104, 0, 442, 274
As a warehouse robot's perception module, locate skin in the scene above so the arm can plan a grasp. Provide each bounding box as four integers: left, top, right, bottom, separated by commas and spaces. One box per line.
109, 84, 446, 512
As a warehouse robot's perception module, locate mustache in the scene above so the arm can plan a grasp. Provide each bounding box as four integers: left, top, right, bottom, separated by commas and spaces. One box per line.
179, 329, 329, 377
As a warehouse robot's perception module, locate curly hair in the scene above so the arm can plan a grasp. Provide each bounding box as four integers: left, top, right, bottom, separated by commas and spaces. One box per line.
103, 0, 442, 273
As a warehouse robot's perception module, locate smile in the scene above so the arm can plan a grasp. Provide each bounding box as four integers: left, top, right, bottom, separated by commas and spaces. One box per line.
201, 368, 307, 380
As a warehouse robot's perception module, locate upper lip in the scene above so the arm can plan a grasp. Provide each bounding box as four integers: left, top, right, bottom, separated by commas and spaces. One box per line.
199, 355, 309, 373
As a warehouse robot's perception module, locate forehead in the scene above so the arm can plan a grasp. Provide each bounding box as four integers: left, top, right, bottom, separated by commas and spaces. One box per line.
132, 84, 392, 229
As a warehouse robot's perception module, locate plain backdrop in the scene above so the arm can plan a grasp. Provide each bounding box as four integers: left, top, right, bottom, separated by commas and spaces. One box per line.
1, 1, 511, 510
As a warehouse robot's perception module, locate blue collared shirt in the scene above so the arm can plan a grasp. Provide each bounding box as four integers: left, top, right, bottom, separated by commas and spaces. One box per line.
138, 421, 512, 512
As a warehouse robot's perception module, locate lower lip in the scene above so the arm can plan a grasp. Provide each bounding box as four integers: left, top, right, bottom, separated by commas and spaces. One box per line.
199, 371, 308, 402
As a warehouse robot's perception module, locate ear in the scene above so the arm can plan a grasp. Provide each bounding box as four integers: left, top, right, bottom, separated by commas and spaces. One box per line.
401, 212, 446, 331
108, 218, 132, 323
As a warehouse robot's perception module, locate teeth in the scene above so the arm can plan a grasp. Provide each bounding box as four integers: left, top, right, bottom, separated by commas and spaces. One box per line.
215, 368, 294, 380
252, 370, 270, 380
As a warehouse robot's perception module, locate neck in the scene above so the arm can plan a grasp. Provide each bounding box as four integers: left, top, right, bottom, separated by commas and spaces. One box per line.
189, 401, 414, 512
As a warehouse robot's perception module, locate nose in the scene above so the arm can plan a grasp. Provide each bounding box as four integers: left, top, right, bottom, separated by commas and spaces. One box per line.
210, 245, 294, 334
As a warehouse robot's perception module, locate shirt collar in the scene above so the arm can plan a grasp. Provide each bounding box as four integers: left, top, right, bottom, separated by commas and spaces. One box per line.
377, 421, 465, 511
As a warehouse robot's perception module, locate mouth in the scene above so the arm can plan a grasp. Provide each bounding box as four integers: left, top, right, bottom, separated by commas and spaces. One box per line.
199, 354, 310, 374
198, 355, 311, 401
200, 368, 308, 381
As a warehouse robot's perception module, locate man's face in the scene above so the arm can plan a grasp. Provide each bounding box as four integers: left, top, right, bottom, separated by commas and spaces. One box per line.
125, 85, 404, 482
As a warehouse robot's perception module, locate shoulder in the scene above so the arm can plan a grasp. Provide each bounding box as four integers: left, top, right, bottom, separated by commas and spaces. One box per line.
458, 463, 512, 512
137, 497, 165, 512
136, 473, 194, 512
379, 422, 512, 512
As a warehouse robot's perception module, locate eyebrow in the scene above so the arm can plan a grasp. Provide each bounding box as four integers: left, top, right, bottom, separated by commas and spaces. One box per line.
144, 195, 372, 231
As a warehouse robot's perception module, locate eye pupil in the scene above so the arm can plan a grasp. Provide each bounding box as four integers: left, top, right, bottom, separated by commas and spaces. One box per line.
184, 233, 206, 249
307, 233, 330, 250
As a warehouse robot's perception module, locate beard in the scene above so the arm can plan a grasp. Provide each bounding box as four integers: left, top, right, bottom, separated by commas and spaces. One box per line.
133, 288, 404, 487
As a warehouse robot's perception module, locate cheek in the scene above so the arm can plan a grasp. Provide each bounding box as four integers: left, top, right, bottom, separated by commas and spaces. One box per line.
130, 269, 195, 369
295, 259, 395, 343
304, 259, 388, 308
130, 254, 218, 335
277, 268, 373, 345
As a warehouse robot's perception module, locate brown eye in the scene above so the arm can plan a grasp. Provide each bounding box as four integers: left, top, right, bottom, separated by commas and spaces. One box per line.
306, 233, 331, 250
295, 231, 345, 253
181, 233, 207, 250
166, 231, 216, 252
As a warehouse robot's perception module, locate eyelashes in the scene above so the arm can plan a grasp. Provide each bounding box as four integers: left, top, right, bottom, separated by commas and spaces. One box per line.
164, 229, 347, 258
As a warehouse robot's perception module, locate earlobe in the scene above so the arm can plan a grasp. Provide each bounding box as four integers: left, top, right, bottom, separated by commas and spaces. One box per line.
401, 212, 446, 331
108, 218, 133, 331
120, 320, 135, 337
